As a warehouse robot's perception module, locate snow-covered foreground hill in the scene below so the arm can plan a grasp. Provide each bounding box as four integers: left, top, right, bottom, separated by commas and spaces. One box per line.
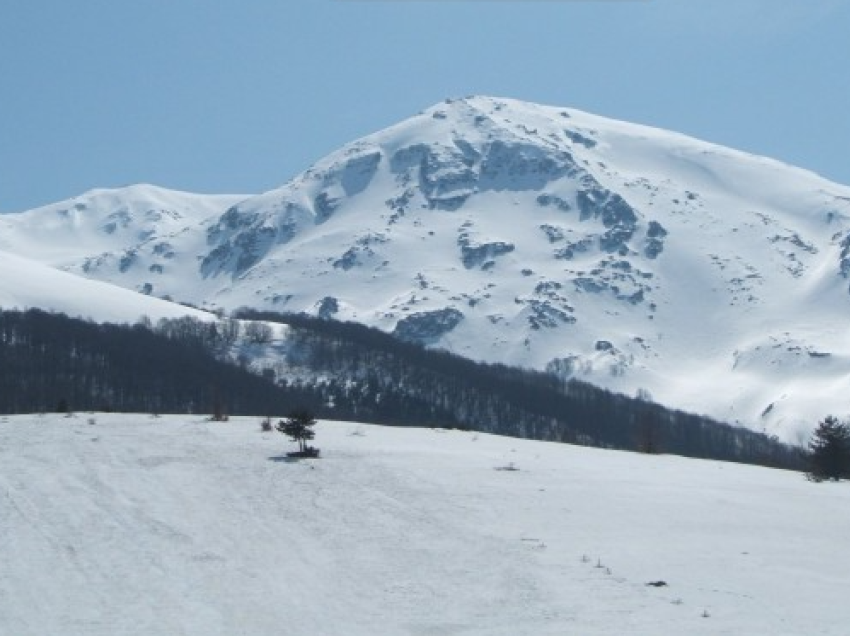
1, 414, 845, 635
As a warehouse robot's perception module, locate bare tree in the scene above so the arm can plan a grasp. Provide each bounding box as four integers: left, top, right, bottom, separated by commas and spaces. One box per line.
244, 321, 273, 344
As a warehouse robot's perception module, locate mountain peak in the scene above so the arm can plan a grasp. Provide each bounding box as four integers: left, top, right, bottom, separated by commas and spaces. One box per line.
5, 99, 850, 440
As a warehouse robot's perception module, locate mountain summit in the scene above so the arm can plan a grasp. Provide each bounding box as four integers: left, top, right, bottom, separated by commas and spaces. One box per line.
4, 96, 850, 440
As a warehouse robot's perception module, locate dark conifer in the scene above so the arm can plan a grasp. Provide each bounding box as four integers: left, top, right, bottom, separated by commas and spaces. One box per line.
807, 416, 850, 481
277, 409, 319, 456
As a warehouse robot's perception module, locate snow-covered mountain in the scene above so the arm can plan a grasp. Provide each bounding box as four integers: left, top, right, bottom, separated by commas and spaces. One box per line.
0, 184, 244, 300
4, 96, 850, 441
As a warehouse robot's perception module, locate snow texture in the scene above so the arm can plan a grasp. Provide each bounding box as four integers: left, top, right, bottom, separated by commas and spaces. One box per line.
0, 250, 211, 324
0, 414, 846, 636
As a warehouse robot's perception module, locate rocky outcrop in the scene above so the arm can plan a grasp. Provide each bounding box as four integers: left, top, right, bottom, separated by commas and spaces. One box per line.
457, 231, 515, 270
201, 203, 312, 278
572, 259, 653, 306
644, 221, 668, 259
393, 308, 465, 344
316, 296, 339, 319
515, 280, 576, 329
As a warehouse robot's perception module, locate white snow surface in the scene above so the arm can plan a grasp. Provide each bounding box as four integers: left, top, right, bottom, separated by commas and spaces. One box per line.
0, 184, 243, 266
0, 184, 244, 305
0, 413, 846, 636
5, 97, 850, 439
0, 250, 211, 323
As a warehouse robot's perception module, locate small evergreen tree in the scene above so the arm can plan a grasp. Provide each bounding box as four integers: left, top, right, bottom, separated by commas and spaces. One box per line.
807, 416, 850, 481
277, 409, 319, 456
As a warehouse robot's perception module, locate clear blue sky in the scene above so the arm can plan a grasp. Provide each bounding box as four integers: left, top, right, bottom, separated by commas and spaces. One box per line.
1, 0, 848, 212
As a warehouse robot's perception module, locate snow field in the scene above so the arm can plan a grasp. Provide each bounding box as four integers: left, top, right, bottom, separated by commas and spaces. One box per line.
0, 250, 212, 325
1, 414, 847, 635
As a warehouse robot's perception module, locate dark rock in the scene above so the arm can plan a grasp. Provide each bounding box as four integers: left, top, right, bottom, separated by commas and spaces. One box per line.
644, 221, 668, 259
118, 250, 137, 273
840, 235, 850, 279
575, 182, 639, 254
316, 296, 339, 319
574, 277, 607, 294
385, 189, 415, 214
534, 280, 563, 294
554, 238, 593, 261
623, 289, 645, 304
458, 232, 515, 269
339, 151, 382, 197
393, 308, 465, 344
525, 301, 576, 329
233, 226, 276, 274
101, 210, 131, 235
600, 195, 637, 229
645, 238, 665, 259
333, 247, 362, 271
537, 193, 572, 212
563, 129, 597, 149
577, 187, 608, 221
392, 143, 478, 210
429, 194, 470, 211
808, 351, 831, 359
480, 141, 575, 191
313, 192, 340, 223
202, 203, 310, 278
647, 220, 668, 239
539, 224, 567, 243
600, 225, 634, 253
153, 242, 175, 259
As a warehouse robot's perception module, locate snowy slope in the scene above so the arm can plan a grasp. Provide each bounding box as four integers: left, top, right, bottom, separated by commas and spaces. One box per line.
5, 97, 850, 439
0, 184, 244, 300
0, 250, 211, 323
0, 414, 846, 636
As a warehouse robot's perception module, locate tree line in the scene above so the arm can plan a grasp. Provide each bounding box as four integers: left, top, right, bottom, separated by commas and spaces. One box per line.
0, 308, 322, 416
0, 306, 806, 470
237, 309, 805, 470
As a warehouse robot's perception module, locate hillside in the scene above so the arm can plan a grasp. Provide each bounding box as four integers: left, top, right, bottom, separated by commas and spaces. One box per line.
0, 249, 211, 324
0, 307, 799, 466
0, 308, 321, 416
0, 414, 845, 635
